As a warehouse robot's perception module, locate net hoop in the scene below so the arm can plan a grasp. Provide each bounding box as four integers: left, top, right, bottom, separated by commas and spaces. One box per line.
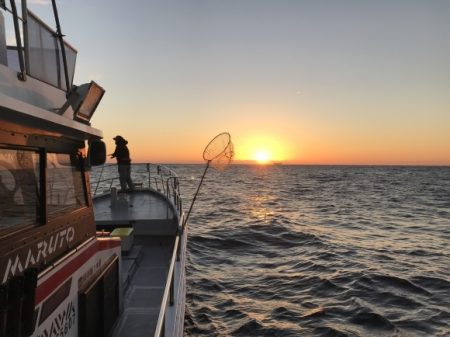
202, 132, 232, 162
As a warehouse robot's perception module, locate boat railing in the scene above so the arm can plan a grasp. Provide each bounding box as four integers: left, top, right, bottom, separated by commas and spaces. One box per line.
153, 209, 186, 337
154, 233, 180, 337
1, 2, 77, 91
90, 163, 182, 216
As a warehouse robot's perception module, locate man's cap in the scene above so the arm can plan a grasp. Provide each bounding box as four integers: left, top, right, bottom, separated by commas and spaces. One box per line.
113, 135, 125, 141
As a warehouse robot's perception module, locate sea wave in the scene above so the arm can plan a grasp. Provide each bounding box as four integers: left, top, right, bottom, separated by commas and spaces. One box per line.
179, 165, 450, 337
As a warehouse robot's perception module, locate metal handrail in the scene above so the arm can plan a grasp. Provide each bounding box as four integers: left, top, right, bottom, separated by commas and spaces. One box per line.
90, 163, 182, 216
154, 234, 180, 337
2, 1, 71, 86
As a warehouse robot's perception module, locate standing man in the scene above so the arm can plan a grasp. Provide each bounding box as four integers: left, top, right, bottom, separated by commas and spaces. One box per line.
111, 135, 134, 192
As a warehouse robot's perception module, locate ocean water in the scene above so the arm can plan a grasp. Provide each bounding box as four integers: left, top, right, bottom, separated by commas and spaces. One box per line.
171, 165, 450, 337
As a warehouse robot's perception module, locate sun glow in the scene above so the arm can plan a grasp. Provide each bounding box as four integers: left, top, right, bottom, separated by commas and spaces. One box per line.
253, 150, 271, 164
234, 133, 294, 164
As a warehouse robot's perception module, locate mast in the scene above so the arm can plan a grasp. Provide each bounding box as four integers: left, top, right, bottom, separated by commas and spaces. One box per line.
51, 0, 70, 92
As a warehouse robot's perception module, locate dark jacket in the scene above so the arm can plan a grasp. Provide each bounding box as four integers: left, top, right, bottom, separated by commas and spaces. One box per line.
111, 140, 131, 165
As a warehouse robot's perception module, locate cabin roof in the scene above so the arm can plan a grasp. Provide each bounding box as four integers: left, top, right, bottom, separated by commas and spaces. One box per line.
0, 91, 103, 141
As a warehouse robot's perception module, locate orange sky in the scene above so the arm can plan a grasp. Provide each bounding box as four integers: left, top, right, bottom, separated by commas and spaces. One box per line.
100, 121, 450, 166
95, 90, 450, 165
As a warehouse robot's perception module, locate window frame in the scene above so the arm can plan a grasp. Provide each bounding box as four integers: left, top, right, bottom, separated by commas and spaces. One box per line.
45, 151, 88, 221
0, 146, 89, 238
0, 145, 42, 236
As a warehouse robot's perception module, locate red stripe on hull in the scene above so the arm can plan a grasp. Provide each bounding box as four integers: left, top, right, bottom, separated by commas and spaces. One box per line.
35, 238, 121, 304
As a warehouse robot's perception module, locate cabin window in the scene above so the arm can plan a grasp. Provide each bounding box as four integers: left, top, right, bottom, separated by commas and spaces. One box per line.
0, 148, 40, 231
47, 153, 86, 219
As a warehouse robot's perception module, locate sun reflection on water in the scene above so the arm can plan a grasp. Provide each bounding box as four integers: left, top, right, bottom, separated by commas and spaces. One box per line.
248, 194, 276, 221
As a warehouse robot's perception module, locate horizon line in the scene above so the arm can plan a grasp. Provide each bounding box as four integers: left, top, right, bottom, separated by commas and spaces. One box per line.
126, 161, 450, 167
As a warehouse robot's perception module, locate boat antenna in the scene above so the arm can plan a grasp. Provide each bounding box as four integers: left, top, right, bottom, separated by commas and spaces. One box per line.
183, 132, 234, 229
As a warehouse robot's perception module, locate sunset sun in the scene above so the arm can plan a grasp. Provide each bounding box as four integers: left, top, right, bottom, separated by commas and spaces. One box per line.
254, 150, 271, 164
234, 134, 293, 164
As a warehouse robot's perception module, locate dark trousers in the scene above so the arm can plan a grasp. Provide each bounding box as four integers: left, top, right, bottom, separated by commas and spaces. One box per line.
118, 164, 134, 191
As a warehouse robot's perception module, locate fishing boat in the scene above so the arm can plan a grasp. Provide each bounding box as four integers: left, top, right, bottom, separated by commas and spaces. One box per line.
0, 1, 186, 336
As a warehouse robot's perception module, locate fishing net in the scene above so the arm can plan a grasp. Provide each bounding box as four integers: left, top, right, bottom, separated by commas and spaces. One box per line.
203, 132, 234, 170
183, 132, 234, 228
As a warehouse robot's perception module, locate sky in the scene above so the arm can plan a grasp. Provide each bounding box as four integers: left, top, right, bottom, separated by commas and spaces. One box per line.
25, 0, 450, 165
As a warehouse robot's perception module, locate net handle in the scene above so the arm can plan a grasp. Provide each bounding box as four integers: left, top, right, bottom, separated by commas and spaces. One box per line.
182, 160, 210, 229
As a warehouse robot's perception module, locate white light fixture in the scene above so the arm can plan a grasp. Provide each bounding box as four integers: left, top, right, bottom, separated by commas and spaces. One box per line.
72, 81, 105, 123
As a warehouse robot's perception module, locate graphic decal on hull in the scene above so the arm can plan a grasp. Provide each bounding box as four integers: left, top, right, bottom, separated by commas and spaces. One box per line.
39, 278, 72, 325
2, 227, 75, 283
38, 300, 76, 337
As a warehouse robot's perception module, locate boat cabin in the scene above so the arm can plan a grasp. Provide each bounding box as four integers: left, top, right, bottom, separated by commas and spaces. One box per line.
0, 2, 129, 337
0, 2, 186, 337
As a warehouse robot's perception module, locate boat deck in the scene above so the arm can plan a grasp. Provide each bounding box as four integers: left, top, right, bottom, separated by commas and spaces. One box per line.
113, 236, 174, 337
93, 188, 184, 337
94, 190, 176, 224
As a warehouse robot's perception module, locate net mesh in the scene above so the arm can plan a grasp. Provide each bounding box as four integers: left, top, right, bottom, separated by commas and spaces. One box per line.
203, 132, 234, 170
211, 142, 234, 171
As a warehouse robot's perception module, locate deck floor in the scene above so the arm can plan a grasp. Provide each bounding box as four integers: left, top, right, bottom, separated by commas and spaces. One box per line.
94, 190, 175, 224
113, 236, 174, 337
